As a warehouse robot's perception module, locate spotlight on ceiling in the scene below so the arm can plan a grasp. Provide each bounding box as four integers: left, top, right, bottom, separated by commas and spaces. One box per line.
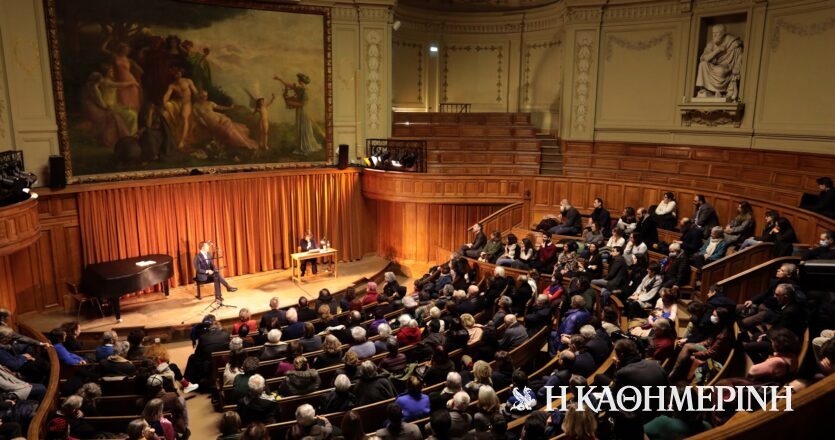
429, 44, 439, 53
392, 20, 402, 31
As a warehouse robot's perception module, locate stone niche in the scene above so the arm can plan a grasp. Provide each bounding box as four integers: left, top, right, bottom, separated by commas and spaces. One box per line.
679, 12, 748, 128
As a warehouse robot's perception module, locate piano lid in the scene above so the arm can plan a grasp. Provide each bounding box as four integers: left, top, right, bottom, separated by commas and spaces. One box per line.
84, 254, 174, 282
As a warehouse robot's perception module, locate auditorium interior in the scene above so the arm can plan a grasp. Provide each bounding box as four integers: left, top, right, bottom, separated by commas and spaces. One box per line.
2, 0, 835, 439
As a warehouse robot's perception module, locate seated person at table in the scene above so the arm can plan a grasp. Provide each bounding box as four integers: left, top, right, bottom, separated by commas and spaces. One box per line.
299, 231, 319, 276
548, 199, 583, 236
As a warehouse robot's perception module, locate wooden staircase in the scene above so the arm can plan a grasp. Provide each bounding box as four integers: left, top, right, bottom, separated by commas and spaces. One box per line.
537, 133, 563, 175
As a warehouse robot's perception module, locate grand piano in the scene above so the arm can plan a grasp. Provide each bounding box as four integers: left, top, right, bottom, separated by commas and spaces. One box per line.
81, 254, 174, 321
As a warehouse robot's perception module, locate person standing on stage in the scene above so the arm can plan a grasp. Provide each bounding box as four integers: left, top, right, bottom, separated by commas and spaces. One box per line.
194, 241, 237, 300
299, 231, 319, 276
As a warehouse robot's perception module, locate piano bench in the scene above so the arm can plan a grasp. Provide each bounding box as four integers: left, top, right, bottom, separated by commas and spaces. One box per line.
194, 278, 212, 300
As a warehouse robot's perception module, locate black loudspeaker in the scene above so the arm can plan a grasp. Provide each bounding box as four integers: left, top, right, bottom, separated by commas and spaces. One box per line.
48, 155, 67, 189
337, 144, 349, 170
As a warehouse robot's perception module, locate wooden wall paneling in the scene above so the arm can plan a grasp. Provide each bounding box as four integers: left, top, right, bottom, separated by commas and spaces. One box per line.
0, 257, 16, 314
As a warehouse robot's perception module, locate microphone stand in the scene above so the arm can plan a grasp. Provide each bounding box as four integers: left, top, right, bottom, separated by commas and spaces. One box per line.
201, 243, 237, 314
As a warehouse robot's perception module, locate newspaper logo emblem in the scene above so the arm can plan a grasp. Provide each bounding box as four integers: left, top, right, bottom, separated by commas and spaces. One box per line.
510, 386, 535, 411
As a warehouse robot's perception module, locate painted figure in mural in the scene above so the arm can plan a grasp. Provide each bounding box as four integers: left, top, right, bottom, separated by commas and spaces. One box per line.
247, 92, 277, 150
137, 36, 174, 106
695, 24, 743, 100
162, 67, 199, 149
183, 41, 213, 92
100, 65, 140, 136
101, 37, 144, 112
274, 73, 324, 155
80, 72, 132, 149
193, 90, 259, 150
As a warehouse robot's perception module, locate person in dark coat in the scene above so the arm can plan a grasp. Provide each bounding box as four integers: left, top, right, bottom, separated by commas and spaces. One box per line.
580, 324, 611, 367
460, 222, 488, 258
636, 208, 659, 246
99, 341, 136, 377
548, 199, 583, 236
678, 218, 704, 256
318, 373, 357, 414
259, 297, 287, 331
592, 246, 628, 292
611, 339, 670, 423
354, 361, 397, 406
498, 315, 527, 351
693, 195, 720, 238
524, 294, 553, 334
236, 374, 279, 426
660, 243, 691, 288
423, 344, 456, 386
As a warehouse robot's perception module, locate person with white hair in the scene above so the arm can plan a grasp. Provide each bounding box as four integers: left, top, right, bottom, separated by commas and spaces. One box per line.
260, 329, 286, 361
402, 295, 418, 311
347, 326, 375, 359
447, 391, 473, 438
99, 340, 136, 377
383, 271, 401, 297
282, 307, 305, 340
95, 330, 118, 361
319, 374, 358, 414
236, 374, 278, 426
288, 403, 333, 439
498, 314, 526, 351
355, 360, 396, 405
397, 317, 422, 346
374, 323, 393, 353
660, 242, 691, 288
692, 226, 729, 268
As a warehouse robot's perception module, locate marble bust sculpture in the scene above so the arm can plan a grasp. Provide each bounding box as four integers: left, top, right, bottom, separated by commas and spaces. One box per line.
695, 24, 744, 101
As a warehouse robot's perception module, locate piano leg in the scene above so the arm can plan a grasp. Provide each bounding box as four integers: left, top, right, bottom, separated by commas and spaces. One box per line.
163, 282, 170, 297
111, 298, 121, 322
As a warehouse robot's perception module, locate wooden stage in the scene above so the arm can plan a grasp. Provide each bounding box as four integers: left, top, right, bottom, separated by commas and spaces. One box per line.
24, 255, 399, 338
